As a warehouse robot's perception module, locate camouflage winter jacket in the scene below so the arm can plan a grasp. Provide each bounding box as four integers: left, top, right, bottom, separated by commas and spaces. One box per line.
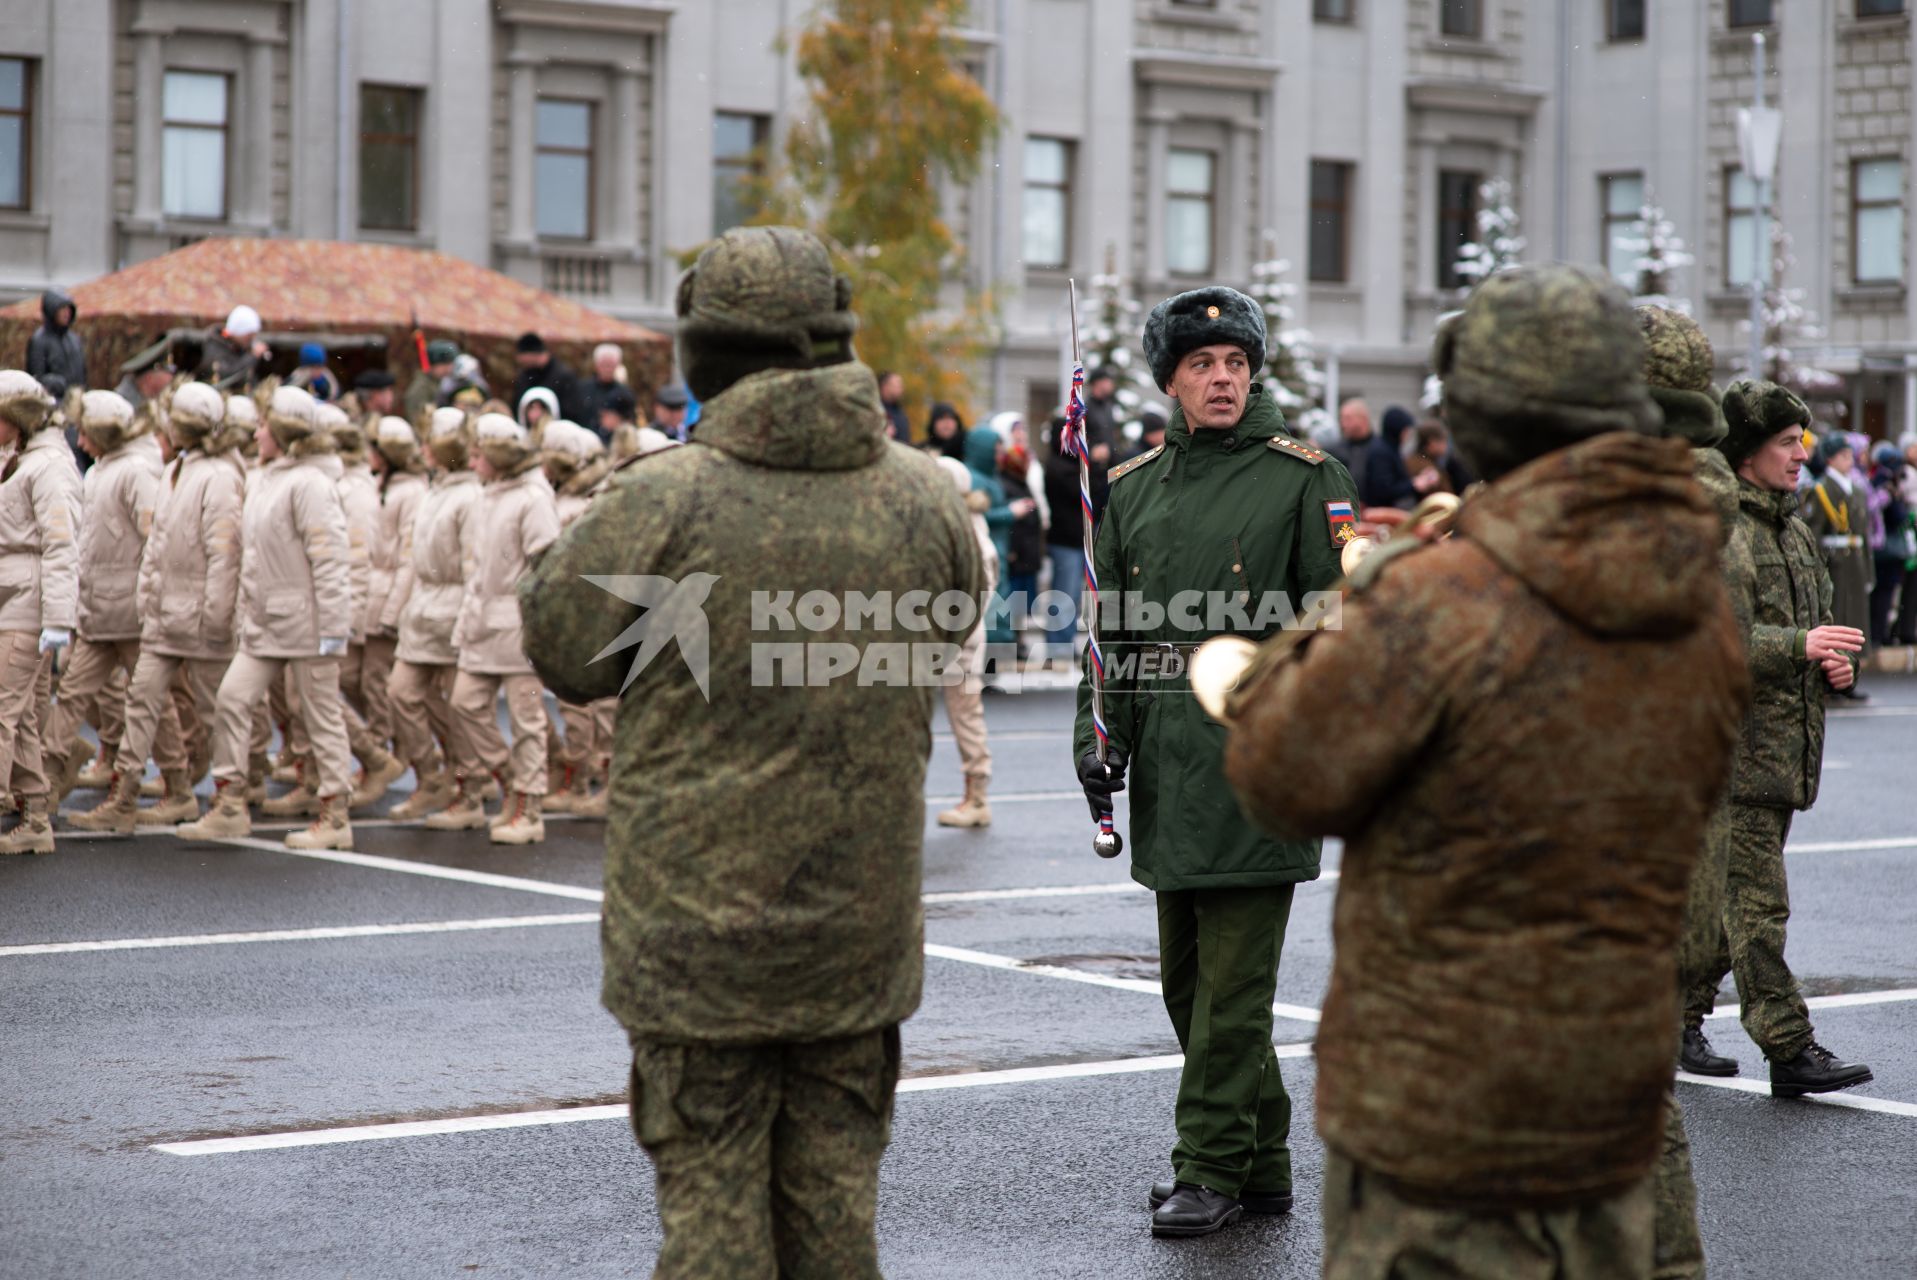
1725, 477, 1842, 811
1222, 433, 1748, 1207
519, 361, 984, 1044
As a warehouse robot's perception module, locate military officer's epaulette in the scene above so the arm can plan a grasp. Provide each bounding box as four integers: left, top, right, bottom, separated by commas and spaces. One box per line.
1266, 436, 1327, 465
1106, 444, 1164, 485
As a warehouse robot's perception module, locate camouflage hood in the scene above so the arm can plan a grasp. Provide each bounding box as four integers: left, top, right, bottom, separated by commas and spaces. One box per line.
691, 361, 889, 472
1458, 432, 1720, 639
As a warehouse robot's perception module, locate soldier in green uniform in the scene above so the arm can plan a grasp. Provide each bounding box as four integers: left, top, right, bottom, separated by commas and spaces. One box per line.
519, 227, 983, 1278
1072, 286, 1359, 1238
1684, 381, 1874, 1098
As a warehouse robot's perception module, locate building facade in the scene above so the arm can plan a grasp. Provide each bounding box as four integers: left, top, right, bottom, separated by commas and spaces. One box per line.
0, 0, 1913, 434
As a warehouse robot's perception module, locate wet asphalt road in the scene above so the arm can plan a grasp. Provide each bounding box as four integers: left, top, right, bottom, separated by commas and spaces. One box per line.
4, 680, 1917, 1278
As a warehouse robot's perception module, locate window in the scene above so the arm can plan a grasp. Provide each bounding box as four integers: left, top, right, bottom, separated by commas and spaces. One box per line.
1309, 160, 1352, 283
1022, 137, 1072, 269
1853, 158, 1904, 284
0, 58, 30, 209
1437, 169, 1481, 290
1725, 167, 1762, 287
1166, 148, 1215, 276
162, 71, 229, 220
1440, 0, 1482, 37
712, 111, 769, 236
535, 98, 594, 240
1728, 0, 1773, 27
1314, 0, 1355, 21
359, 86, 420, 232
1608, 0, 1646, 40
1858, 0, 1905, 16
1602, 173, 1646, 284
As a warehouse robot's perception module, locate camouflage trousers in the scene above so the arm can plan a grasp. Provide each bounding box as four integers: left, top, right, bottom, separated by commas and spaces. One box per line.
1650, 1092, 1705, 1280
1681, 803, 1813, 1061
628, 1026, 900, 1280
1322, 1146, 1656, 1280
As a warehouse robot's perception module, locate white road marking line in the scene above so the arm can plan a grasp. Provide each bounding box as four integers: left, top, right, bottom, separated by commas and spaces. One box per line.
1677, 1072, 1917, 1119
154, 1044, 1320, 1157
924, 941, 1323, 1024
1786, 836, 1917, 854
1826, 705, 1917, 717
211, 836, 608, 903
925, 790, 1086, 806
0, 914, 599, 957
1703, 987, 1917, 1019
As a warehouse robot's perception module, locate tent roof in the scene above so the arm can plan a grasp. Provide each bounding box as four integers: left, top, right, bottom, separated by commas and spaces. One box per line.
4, 238, 665, 346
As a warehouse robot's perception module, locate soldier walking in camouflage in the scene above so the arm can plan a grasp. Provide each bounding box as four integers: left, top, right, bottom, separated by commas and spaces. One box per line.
519, 227, 982, 1279
1682, 381, 1874, 1099
1073, 286, 1359, 1238
1220, 267, 1748, 1277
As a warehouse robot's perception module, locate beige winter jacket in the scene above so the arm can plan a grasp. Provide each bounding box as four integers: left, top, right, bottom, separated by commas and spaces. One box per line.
138, 449, 247, 660
75, 440, 162, 641
367, 469, 427, 636
0, 430, 81, 632
335, 458, 378, 641
238, 454, 354, 658
453, 466, 559, 675
397, 470, 480, 666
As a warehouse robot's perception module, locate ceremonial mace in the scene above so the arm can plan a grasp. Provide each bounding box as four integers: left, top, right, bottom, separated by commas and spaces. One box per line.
1062, 280, 1123, 859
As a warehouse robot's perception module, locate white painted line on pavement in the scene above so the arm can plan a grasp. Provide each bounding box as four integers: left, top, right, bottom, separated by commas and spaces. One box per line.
211, 836, 608, 903
1702, 987, 1917, 1019
1678, 1072, 1917, 1119
1826, 705, 1917, 717
0, 914, 600, 958
1786, 836, 1917, 855
924, 941, 1323, 1024
925, 790, 1086, 806
154, 1044, 1320, 1157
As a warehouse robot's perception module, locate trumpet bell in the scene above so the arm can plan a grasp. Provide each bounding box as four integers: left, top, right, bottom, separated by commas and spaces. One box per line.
1191, 634, 1259, 723
1340, 535, 1377, 577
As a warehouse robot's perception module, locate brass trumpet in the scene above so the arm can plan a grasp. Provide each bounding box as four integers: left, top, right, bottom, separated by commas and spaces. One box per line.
1190, 491, 1465, 722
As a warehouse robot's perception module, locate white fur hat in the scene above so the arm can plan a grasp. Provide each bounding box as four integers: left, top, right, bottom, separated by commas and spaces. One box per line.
541, 419, 605, 463
0, 369, 55, 432
79, 389, 138, 449
266, 384, 318, 448
476, 411, 534, 468
168, 382, 226, 442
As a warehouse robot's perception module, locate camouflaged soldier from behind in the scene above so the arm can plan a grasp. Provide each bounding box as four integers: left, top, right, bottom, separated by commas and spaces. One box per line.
520, 225, 983, 1280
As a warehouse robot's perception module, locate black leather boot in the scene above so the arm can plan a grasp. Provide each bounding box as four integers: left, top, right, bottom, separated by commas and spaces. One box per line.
1150, 1184, 1243, 1237
1770, 1042, 1873, 1098
1150, 1179, 1292, 1215
1678, 1026, 1739, 1077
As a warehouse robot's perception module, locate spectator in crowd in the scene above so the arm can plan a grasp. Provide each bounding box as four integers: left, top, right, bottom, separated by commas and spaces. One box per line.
354, 369, 398, 420
407, 341, 457, 422
1869, 442, 1913, 647
991, 413, 1046, 661
443, 353, 490, 407
933, 455, 995, 828
1802, 432, 1873, 699
1135, 405, 1167, 459
650, 384, 690, 442
1329, 397, 1415, 510
964, 423, 1015, 651
199, 305, 269, 389
510, 332, 584, 424
595, 383, 637, 445
27, 288, 86, 392
290, 344, 338, 403
578, 343, 625, 430
923, 402, 967, 461
517, 386, 559, 438
1042, 413, 1107, 670
1082, 366, 1119, 464
1898, 435, 1917, 645
878, 371, 911, 442
1378, 404, 1416, 463
1406, 421, 1469, 496
114, 347, 176, 416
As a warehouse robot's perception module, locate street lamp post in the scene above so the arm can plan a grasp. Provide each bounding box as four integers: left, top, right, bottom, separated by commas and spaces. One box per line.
1738, 32, 1783, 379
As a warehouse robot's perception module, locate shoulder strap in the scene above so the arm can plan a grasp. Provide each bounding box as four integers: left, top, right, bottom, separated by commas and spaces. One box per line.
1106, 444, 1164, 485
1267, 436, 1327, 466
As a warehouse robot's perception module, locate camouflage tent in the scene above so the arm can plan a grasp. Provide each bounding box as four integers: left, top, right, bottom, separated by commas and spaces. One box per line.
0, 238, 670, 407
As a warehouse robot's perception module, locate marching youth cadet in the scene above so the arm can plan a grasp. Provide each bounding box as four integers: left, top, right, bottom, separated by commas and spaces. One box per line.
1684, 382, 1874, 1097
0, 373, 79, 855
440, 412, 558, 844
1073, 286, 1359, 1237
44, 391, 172, 802
71, 384, 244, 832
391, 408, 479, 821
178, 386, 357, 850
1221, 265, 1748, 1276
537, 419, 614, 818
359, 416, 431, 807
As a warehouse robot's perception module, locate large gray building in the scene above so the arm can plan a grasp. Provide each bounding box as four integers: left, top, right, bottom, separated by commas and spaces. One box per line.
1, 0, 1912, 433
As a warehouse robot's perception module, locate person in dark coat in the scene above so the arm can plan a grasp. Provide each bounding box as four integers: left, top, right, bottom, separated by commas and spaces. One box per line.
993, 414, 1044, 657
1329, 398, 1416, 510
26, 288, 86, 391
509, 332, 586, 425
878, 371, 911, 443
1082, 367, 1120, 464
1041, 413, 1109, 664
923, 402, 967, 461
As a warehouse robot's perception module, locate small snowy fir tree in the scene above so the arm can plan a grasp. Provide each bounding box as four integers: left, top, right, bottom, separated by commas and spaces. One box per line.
1735, 220, 1841, 395
1080, 245, 1156, 437
1248, 237, 1326, 436
1619, 196, 1695, 308
1453, 176, 1526, 291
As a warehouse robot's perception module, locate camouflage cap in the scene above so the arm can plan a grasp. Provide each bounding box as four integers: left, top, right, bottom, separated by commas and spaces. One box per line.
1431, 265, 1660, 481
1637, 306, 1726, 448
1719, 379, 1810, 465
676, 225, 859, 401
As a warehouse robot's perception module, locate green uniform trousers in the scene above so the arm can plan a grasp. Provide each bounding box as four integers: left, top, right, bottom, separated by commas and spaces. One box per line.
1157, 884, 1296, 1198
1322, 1147, 1657, 1280
1682, 803, 1813, 1061
627, 1026, 899, 1280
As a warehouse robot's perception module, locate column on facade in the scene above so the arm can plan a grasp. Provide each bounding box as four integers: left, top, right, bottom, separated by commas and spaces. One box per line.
1224, 115, 1258, 284
1360, 0, 1409, 347
1411, 131, 1439, 301
507, 55, 537, 244
243, 33, 279, 228
611, 66, 643, 251
1142, 108, 1173, 286
132, 29, 164, 222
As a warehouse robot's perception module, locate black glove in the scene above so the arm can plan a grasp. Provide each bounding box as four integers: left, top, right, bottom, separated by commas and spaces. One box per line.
1077, 747, 1128, 821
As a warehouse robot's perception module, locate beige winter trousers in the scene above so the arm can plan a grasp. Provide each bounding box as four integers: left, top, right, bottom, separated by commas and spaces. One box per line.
0, 632, 52, 799
940, 625, 991, 780
449, 670, 548, 795
113, 652, 225, 778
388, 659, 456, 773
210, 654, 354, 799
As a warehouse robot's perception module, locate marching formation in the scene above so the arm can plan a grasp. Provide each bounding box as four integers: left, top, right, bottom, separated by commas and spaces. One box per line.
0, 348, 661, 857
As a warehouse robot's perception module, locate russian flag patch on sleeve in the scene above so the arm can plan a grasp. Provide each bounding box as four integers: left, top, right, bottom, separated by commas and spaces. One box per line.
1325, 499, 1358, 547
